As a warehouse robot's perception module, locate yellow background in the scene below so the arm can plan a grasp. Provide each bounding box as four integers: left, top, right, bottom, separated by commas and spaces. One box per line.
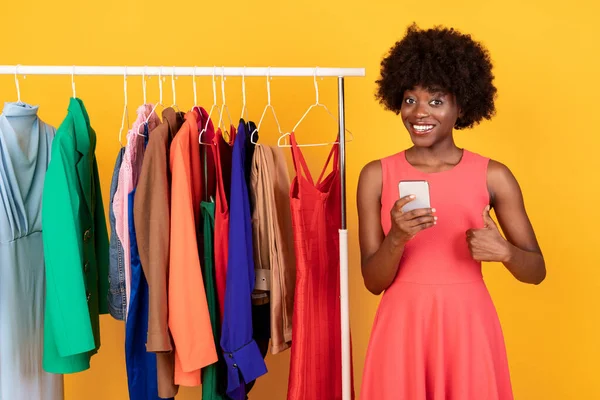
1, 0, 599, 399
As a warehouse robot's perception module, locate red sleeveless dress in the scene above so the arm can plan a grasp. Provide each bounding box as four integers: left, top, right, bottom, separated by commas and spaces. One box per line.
286, 133, 355, 400
212, 126, 236, 322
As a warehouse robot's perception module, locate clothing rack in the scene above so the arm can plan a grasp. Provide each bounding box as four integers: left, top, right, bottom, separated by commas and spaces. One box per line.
0, 64, 365, 400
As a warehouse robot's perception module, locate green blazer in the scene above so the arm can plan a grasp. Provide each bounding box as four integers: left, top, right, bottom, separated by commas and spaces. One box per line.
42, 97, 109, 374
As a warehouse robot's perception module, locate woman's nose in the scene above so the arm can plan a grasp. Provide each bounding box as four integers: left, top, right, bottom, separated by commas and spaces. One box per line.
416, 104, 430, 118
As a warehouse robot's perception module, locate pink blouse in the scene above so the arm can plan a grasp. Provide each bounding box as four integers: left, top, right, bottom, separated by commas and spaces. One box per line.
113, 104, 161, 319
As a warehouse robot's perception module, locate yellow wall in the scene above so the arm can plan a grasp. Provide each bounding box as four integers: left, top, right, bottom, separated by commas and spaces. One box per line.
1, 1, 599, 399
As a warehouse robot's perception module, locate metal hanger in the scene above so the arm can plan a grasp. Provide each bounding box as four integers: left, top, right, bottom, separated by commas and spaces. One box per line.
14, 64, 24, 104
145, 66, 165, 124
277, 66, 354, 148
217, 66, 234, 144
192, 66, 198, 107
137, 67, 164, 137
250, 67, 283, 145
170, 66, 180, 112
118, 67, 130, 148
71, 65, 77, 99
134, 67, 163, 137
142, 66, 148, 104
240, 66, 249, 121
199, 66, 221, 146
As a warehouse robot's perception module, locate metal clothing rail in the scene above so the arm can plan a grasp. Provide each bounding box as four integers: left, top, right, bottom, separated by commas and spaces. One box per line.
0, 65, 365, 77
0, 64, 364, 400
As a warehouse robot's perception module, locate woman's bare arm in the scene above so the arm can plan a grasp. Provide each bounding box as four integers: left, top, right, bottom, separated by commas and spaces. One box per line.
488, 160, 546, 284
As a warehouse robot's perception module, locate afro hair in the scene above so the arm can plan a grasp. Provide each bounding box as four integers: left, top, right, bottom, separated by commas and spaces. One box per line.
375, 23, 497, 130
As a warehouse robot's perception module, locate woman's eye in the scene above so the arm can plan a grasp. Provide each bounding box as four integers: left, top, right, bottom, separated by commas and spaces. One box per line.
405, 98, 415, 104
430, 99, 443, 106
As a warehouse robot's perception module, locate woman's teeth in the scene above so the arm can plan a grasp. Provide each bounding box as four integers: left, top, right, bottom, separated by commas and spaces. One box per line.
413, 124, 434, 132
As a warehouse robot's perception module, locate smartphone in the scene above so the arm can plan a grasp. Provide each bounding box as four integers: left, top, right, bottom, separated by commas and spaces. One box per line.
398, 180, 431, 213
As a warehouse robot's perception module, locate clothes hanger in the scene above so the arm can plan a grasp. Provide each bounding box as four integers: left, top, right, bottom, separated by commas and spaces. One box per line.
170, 66, 181, 112
118, 67, 130, 148
217, 66, 234, 144
277, 66, 354, 148
142, 66, 148, 105
144, 66, 165, 126
71, 65, 77, 99
199, 66, 221, 146
192, 66, 198, 107
250, 67, 283, 145
14, 64, 26, 105
240, 66, 249, 121
133, 66, 150, 139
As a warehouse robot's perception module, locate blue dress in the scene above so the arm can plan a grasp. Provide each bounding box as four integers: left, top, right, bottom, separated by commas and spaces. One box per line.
221, 120, 267, 400
0, 102, 64, 400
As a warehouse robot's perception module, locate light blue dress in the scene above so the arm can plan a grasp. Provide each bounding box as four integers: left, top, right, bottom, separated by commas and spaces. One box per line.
0, 102, 64, 400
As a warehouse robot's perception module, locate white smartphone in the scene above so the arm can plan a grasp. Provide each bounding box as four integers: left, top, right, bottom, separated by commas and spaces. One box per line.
398, 180, 431, 213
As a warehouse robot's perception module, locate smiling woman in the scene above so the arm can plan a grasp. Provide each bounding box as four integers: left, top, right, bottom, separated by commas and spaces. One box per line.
356, 23, 546, 400
401, 87, 460, 147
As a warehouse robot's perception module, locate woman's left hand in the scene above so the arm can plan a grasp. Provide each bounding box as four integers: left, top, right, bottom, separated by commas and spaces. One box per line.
466, 205, 512, 263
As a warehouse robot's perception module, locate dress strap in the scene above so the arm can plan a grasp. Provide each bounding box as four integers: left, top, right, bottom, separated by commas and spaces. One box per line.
289, 132, 315, 186
316, 135, 339, 185
212, 129, 228, 213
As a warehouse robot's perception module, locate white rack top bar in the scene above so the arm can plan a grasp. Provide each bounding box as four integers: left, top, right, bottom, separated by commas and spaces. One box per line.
0, 65, 365, 77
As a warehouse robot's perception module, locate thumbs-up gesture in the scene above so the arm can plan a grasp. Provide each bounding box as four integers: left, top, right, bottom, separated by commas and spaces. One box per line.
466, 205, 511, 263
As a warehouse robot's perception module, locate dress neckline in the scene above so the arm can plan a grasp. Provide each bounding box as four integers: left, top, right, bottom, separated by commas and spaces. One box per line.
401, 148, 468, 176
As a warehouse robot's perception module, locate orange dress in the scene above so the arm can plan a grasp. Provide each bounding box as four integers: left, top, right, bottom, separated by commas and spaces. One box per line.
169, 109, 217, 386
360, 150, 513, 400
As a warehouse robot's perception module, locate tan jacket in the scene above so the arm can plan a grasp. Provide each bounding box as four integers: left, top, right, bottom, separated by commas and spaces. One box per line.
250, 145, 296, 354
133, 107, 183, 398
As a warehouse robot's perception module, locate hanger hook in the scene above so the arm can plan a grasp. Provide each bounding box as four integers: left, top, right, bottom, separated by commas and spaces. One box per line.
14, 64, 21, 103
171, 66, 177, 106
158, 66, 163, 104
313, 66, 319, 105
192, 66, 197, 106
124, 66, 128, 106
142, 66, 147, 104
71, 65, 77, 98
212, 66, 217, 105
267, 67, 273, 105
221, 66, 227, 105
241, 66, 247, 119
119, 66, 129, 147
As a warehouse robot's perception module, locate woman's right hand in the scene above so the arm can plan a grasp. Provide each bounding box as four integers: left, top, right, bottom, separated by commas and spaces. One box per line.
389, 195, 437, 245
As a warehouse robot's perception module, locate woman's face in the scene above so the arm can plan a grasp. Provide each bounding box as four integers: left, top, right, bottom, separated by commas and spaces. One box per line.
400, 86, 460, 147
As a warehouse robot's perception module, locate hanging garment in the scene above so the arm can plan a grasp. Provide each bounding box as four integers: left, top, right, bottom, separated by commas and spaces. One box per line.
243, 120, 270, 398
221, 121, 268, 400
360, 150, 513, 400
249, 144, 296, 355
107, 147, 126, 321
0, 102, 64, 400
198, 107, 216, 202
212, 126, 235, 322
200, 201, 229, 400
133, 108, 184, 399
126, 187, 173, 400
169, 109, 217, 386
42, 98, 110, 374
212, 126, 236, 321
112, 105, 161, 320
286, 132, 354, 400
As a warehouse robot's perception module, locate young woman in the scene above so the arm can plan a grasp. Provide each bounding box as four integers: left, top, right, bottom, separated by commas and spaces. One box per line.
357, 24, 546, 399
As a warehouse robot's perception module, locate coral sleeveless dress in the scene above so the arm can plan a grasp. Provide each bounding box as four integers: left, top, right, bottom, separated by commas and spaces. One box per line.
361, 150, 513, 400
